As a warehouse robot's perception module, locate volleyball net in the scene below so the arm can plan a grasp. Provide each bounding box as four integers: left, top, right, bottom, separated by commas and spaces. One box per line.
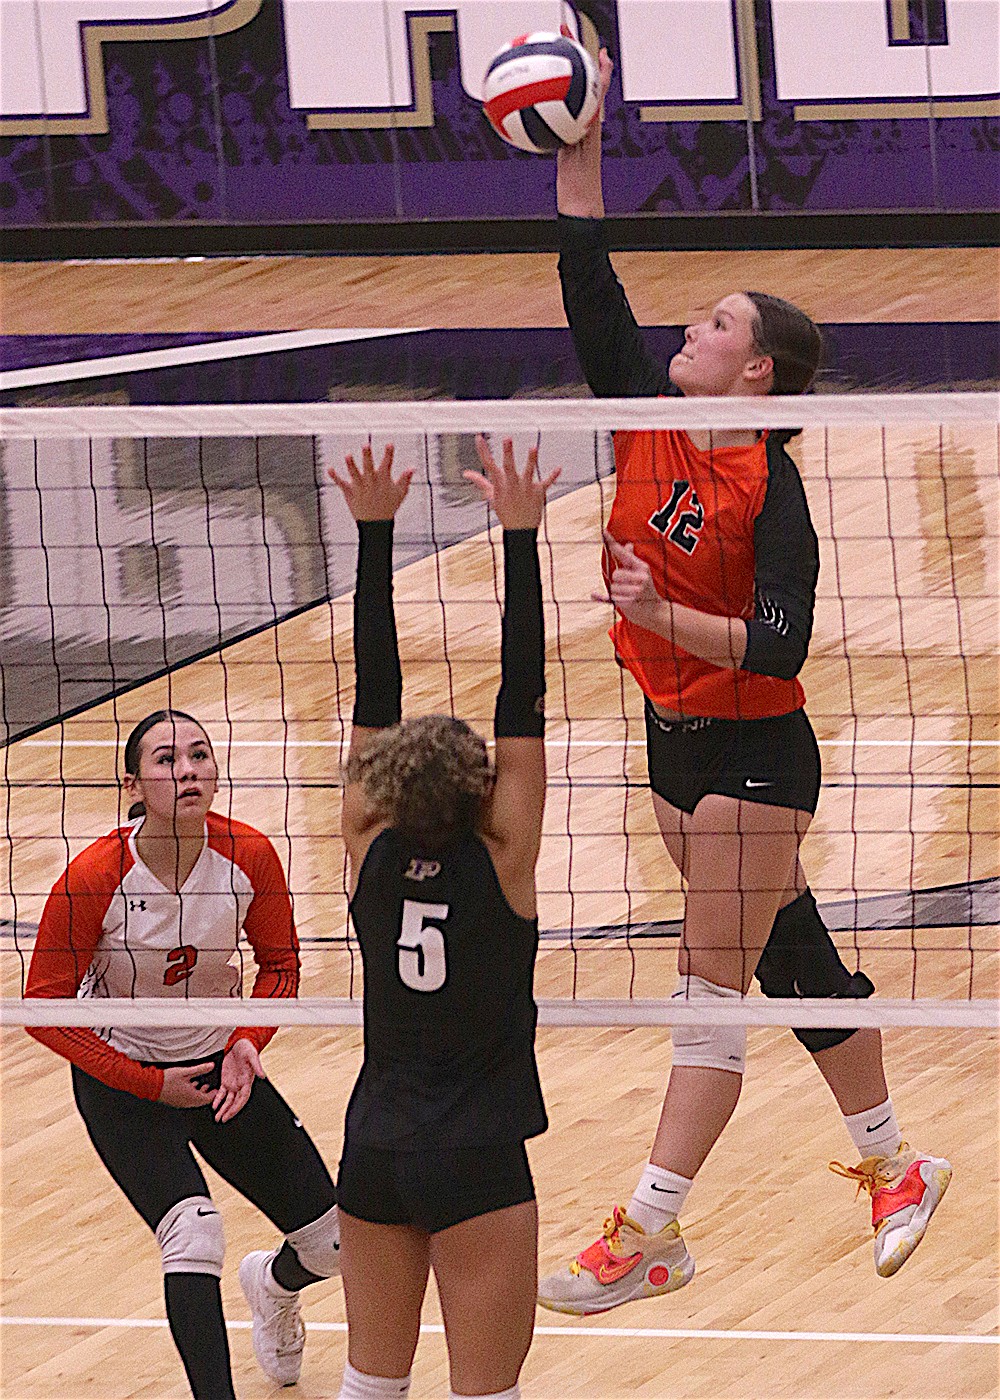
2, 394, 997, 1032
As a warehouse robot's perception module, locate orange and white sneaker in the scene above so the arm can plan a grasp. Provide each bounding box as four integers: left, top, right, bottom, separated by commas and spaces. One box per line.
537, 1206, 695, 1316
830, 1143, 952, 1278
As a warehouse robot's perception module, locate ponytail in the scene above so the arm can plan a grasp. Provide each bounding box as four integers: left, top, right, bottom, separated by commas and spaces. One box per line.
745, 291, 823, 443
745, 291, 823, 397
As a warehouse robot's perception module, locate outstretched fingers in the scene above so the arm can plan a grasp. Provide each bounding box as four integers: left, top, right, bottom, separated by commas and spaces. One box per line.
327, 439, 412, 519
502, 436, 519, 479
464, 433, 499, 501
371, 442, 395, 476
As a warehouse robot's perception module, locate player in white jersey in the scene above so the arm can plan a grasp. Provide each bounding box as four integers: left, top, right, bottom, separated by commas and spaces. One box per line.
25, 710, 341, 1397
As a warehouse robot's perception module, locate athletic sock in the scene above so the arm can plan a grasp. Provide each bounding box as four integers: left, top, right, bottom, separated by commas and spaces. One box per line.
338, 1360, 411, 1398
627, 1163, 693, 1234
271, 1240, 322, 1292
450, 1388, 520, 1400
164, 1273, 236, 1400
844, 1097, 901, 1160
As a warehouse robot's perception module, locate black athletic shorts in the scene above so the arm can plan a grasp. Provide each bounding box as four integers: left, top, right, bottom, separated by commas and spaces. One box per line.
337, 1137, 535, 1234
644, 701, 822, 816
72, 1053, 336, 1234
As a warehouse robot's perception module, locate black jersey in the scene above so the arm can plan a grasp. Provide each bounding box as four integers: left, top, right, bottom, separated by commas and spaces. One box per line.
345, 828, 548, 1151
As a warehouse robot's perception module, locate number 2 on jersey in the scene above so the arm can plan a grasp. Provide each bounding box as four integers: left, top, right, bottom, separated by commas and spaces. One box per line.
163, 945, 198, 986
397, 899, 449, 992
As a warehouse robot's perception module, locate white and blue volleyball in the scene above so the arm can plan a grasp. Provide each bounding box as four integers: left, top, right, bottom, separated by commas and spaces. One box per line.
482, 32, 599, 155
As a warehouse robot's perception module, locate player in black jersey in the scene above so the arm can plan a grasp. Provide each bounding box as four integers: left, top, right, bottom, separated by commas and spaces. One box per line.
327, 437, 560, 1400
535, 28, 950, 1316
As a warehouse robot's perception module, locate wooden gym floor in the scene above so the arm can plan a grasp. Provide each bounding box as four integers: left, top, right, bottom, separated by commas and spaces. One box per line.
1, 248, 998, 1399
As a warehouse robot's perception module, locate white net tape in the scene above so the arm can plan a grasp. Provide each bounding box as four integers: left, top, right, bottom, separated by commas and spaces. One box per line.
2, 996, 996, 1030
1, 392, 997, 436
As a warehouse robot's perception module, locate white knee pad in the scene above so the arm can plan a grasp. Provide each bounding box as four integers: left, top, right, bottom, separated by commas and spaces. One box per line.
287, 1203, 340, 1277
155, 1196, 225, 1277
670, 976, 747, 1075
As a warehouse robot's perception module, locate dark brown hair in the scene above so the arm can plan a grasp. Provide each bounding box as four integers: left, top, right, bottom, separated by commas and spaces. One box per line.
345, 714, 492, 848
123, 710, 213, 820
745, 291, 823, 397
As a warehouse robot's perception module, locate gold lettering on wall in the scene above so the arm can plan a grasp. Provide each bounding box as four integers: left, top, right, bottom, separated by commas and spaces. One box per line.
889, 0, 912, 43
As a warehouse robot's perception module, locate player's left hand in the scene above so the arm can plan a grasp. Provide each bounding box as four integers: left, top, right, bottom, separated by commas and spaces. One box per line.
213, 1038, 266, 1123
593, 530, 672, 636
328, 442, 414, 521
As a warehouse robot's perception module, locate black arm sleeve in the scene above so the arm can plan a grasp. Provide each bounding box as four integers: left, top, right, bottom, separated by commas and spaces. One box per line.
742, 444, 819, 681
557, 215, 675, 399
494, 529, 545, 739
352, 519, 402, 729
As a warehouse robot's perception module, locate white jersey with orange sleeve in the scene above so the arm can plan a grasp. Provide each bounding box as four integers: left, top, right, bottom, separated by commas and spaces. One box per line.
25, 811, 299, 1088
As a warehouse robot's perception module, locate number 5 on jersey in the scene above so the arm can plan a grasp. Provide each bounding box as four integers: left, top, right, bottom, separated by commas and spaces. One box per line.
397, 899, 449, 992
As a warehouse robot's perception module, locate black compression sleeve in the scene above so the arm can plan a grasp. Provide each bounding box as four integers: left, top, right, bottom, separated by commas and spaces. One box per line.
494, 529, 545, 738
557, 215, 674, 399
743, 444, 819, 680
352, 519, 402, 729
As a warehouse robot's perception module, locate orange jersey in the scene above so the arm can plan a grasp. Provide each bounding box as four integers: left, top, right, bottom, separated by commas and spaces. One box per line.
25, 811, 299, 1098
606, 428, 809, 719
559, 216, 820, 719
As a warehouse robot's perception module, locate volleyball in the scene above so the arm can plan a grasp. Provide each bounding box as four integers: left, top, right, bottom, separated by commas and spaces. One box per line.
482, 32, 600, 155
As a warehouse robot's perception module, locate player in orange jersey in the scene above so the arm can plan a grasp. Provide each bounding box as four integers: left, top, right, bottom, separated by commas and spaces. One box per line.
535, 33, 950, 1316
25, 710, 341, 1395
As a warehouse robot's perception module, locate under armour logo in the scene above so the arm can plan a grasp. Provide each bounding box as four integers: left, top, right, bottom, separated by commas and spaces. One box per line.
128, 899, 147, 911
404, 859, 441, 882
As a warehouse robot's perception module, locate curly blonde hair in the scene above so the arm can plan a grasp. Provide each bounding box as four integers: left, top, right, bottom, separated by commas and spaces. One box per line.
346, 714, 493, 846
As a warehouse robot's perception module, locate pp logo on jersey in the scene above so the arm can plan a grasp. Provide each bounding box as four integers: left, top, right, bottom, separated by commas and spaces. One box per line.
648, 480, 705, 555
404, 859, 441, 881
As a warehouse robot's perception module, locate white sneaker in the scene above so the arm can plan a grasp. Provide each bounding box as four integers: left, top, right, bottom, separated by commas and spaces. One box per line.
537, 1206, 695, 1316
830, 1143, 952, 1278
239, 1249, 305, 1386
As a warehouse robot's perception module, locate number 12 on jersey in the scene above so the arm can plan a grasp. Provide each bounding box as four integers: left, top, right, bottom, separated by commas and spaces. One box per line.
397, 899, 450, 992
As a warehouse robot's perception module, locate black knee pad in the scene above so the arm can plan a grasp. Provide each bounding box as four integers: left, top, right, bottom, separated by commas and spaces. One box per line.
755, 890, 875, 1052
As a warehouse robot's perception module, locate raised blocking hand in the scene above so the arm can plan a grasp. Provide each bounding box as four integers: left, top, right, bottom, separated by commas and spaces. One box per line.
328, 442, 414, 522
464, 435, 561, 531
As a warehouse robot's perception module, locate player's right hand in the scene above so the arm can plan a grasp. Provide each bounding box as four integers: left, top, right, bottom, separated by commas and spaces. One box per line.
465, 436, 561, 530
559, 22, 613, 133
158, 1063, 217, 1109
555, 25, 612, 216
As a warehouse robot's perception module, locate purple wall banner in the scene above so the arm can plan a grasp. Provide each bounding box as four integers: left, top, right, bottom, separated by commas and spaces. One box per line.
1, 0, 997, 227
